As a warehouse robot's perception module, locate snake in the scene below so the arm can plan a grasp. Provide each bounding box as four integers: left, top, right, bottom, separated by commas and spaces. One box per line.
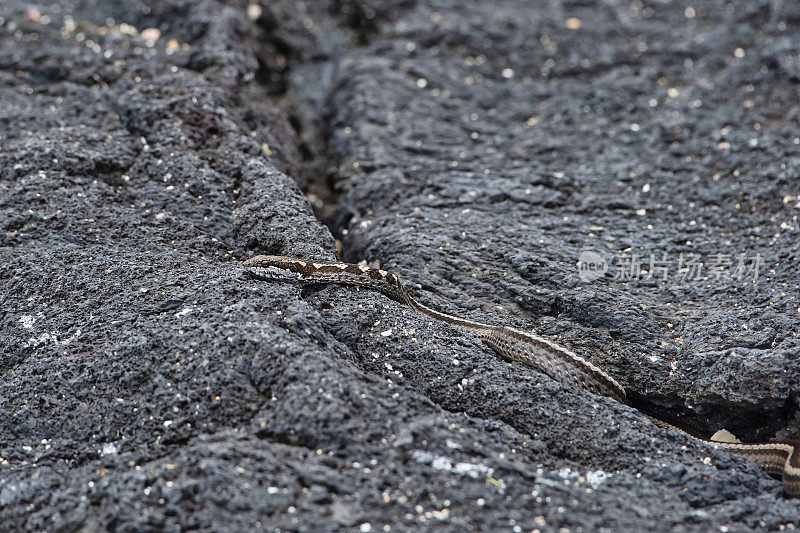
243, 254, 800, 498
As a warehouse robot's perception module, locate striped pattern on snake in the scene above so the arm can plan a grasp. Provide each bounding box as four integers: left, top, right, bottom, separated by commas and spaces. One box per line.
243, 254, 800, 498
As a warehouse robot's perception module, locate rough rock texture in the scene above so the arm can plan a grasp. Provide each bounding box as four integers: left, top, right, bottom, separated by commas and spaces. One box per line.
1, 0, 799, 531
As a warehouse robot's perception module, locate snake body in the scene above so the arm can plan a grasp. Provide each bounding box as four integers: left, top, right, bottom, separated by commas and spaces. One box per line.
243, 255, 800, 498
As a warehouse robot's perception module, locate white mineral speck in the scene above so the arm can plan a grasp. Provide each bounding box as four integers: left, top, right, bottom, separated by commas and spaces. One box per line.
102, 443, 118, 455
431, 456, 452, 470
585, 470, 611, 488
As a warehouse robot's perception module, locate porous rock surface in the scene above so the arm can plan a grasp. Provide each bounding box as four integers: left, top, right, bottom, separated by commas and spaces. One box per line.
1, 0, 799, 531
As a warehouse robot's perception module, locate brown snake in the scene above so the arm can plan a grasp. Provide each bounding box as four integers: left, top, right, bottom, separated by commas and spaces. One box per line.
243, 255, 800, 498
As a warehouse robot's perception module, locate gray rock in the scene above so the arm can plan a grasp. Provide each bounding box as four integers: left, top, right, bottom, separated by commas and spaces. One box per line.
1, 0, 799, 531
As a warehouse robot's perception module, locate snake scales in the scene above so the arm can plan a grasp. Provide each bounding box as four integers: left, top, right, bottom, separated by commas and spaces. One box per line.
243, 255, 800, 498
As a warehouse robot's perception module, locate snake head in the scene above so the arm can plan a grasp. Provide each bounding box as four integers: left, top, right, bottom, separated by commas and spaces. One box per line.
242, 255, 308, 281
